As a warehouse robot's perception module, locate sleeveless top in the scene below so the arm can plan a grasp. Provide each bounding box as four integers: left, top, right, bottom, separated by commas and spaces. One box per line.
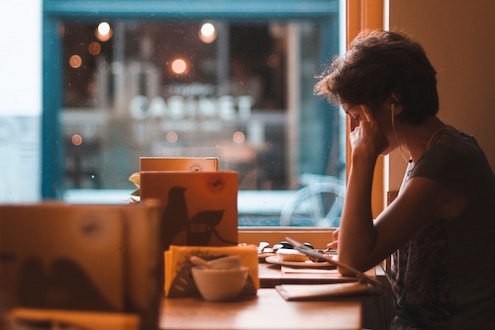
389, 130, 495, 329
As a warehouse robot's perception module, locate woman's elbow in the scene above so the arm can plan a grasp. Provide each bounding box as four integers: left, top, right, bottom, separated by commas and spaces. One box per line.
337, 266, 355, 277
336, 255, 377, 276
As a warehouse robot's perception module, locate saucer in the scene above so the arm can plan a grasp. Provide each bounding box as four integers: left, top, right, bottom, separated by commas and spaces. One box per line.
265, 256, 335, 268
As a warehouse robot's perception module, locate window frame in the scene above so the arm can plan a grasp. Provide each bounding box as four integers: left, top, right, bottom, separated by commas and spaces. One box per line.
42, 0, 385, 241
345, 0, 386, 218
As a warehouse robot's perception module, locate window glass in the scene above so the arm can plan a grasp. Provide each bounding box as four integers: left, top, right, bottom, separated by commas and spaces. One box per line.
61, 19, 345, 227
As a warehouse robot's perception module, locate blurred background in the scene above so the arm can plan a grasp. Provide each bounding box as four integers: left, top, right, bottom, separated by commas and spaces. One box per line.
1, 0, 346, 226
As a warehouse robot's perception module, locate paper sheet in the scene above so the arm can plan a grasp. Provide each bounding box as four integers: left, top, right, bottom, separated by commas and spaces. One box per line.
275, 282, 374, 301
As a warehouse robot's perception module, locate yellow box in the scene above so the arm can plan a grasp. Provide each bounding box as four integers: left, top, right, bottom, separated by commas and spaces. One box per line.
139, 157, 218, 172
164, 245, 259, 298
140, 171, 238, 251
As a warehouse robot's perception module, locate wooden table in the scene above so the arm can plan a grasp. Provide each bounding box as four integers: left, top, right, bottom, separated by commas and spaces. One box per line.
159, 261, 375, 330
159, 288, 362, 330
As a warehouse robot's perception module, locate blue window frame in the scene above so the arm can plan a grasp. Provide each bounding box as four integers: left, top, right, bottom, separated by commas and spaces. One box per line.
42, 0, 342, 227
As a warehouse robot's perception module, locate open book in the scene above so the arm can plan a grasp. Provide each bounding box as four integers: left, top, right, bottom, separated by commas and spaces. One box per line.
275, 237, 386, 301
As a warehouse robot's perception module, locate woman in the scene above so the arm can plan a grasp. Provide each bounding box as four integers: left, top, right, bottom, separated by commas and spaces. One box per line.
314, 30, 495, 329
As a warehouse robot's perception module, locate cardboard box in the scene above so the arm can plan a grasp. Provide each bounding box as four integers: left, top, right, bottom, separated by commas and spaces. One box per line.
139, 157, 218, 172
0, 203, 163, 330
140, 171, 238, 251
164, 245, 259, 298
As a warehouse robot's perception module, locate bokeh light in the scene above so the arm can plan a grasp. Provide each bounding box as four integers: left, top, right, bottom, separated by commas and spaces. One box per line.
233, 131, 246, 144
88, 42, 101, 56
95, 22, 113, 42
166, 131, 179, 143
71, 134, 83, 146
199, 23, 217, 43
69, 55, 82, 69
170, 58, 188, 75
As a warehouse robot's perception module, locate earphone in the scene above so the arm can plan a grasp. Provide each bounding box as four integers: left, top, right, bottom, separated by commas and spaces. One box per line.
390, 102, 396, 130
390, 102, 397, 113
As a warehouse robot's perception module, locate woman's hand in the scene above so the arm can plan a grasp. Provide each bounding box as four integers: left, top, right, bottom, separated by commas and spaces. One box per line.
349, 105, 389, 161
327, 227, 339, 250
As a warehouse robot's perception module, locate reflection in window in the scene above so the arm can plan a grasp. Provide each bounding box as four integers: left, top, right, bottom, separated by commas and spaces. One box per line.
61, 20, 344, 226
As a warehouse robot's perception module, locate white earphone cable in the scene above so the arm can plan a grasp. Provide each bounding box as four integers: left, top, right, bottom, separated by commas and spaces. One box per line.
391, 103, 410, 164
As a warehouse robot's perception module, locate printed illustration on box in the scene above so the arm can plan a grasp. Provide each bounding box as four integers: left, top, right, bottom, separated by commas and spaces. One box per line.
140, 171, 238, 251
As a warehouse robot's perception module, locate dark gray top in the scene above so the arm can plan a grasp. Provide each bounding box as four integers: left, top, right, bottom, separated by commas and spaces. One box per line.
390, 130, 495, 329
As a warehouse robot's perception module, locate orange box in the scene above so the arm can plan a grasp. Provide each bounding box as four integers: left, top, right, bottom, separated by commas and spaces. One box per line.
0, 203, 163, 330
139, 157, 218, 172
140, 171, 238, 251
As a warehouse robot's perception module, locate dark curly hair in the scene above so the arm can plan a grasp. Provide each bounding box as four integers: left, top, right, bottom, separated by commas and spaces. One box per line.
314, 30, 438, 125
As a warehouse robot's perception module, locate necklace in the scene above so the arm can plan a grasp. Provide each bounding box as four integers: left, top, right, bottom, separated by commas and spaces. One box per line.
404, 126, 458, 178
425, 126, 458, 149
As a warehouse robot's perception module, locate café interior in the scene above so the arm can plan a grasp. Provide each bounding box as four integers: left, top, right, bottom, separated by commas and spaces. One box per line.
1, 0, 494, 329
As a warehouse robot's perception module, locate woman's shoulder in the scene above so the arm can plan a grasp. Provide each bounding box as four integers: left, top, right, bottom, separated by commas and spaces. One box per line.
418, 130, 489, 168
412, 130, 494, 195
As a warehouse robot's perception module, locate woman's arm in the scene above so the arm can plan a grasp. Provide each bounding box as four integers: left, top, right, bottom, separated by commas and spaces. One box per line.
337, 106, 460, 274
339, 168, 463, 275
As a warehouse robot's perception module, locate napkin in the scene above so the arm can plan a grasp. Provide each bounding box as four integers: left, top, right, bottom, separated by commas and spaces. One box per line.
164, 245, 259, 298
275, 282, 375, 301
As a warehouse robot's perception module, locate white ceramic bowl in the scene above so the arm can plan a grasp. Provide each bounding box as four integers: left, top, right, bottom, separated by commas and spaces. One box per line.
191, 266, 249, 302
191, 255, 241, 270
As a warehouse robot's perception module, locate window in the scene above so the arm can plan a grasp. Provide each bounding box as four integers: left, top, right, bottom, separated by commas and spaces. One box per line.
44, 0, 345, 227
